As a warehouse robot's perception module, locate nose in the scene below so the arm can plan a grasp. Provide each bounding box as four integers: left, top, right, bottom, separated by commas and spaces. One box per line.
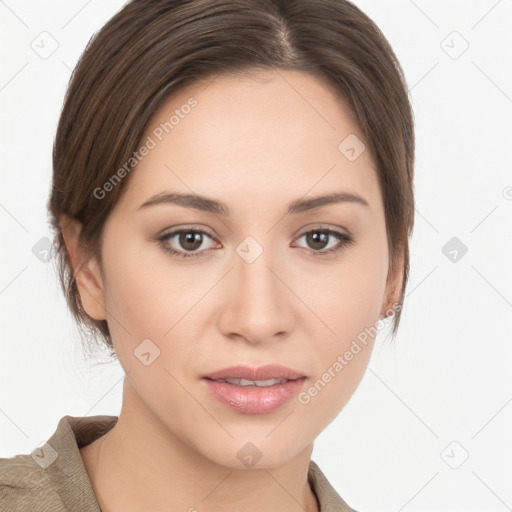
217, 242, 296, 345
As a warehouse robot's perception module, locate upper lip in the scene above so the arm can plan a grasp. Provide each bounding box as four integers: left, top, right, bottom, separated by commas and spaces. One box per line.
204, 364, 306, 381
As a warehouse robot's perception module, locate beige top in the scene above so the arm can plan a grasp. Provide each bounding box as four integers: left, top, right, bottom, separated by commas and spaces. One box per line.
0, 415, 358, 511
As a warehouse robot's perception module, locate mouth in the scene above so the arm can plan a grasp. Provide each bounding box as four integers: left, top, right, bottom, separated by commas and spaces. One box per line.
202, 364, 307, 414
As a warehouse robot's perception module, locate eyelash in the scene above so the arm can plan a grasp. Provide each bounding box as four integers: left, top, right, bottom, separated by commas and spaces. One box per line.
157, 226, 355, 259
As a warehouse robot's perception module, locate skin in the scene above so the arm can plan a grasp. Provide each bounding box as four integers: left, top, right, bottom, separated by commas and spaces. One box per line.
62, 68, 403, 512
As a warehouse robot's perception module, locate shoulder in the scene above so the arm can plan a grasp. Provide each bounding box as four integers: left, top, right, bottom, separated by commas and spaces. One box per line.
0, 452, 63, 509
308, 459, 361, 512
0, 414, 116, 511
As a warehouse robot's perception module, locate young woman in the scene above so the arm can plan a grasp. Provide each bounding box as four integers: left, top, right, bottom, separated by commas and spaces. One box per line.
0, 0, 414, 510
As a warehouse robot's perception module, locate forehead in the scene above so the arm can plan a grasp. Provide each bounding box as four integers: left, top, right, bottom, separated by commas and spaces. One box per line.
119, 69, 380, 213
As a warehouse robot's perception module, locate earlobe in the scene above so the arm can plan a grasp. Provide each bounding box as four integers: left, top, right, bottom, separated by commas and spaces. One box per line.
59, 214, 107, 321
380, 248, 405, 318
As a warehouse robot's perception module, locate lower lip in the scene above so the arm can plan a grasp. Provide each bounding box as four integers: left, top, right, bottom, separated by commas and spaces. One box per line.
203, 378, 306, 414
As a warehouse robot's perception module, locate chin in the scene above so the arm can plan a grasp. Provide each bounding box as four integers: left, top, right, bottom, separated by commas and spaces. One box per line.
195, 433, 310, 471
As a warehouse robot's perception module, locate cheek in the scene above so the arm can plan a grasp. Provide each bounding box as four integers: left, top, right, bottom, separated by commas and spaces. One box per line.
101, 233, 191, 334
300, 266, 381, 422
300, 249, 387, 342
105, 263, 170, 336
100, 235, 216, 373
296, 239, 386, 413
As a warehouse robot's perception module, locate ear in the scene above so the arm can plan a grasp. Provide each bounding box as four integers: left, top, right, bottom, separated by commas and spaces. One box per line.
380, 246, 405, 319
59, 214, 107, 321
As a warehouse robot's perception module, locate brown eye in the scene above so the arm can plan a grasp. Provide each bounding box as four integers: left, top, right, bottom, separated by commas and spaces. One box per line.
294, 229, 355, 255
179, 231, 204, 251
158, 229, 217, 258
305, 231, 330, 250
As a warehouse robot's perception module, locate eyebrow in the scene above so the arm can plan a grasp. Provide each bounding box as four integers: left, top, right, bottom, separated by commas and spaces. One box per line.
138, 190, 370, 216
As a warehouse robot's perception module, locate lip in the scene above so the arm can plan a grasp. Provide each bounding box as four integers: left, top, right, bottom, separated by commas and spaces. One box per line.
203, 377, 306, 414
202, 364, 307, 415
203, 364, 306, 381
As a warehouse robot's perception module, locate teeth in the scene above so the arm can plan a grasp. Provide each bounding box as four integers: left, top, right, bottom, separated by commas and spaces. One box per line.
217, 378, 287, 387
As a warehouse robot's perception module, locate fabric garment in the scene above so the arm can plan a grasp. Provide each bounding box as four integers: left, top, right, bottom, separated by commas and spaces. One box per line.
1, 415, 358, 511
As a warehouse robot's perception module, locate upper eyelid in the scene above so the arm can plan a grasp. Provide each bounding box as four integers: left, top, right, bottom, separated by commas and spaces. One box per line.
162, 219, 348, 233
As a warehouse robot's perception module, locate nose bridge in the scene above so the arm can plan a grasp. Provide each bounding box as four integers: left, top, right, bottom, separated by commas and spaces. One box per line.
220, 234, 293, 341
236, 235, 282, 306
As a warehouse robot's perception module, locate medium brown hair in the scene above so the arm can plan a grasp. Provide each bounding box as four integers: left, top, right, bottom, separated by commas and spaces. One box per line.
48, 0, 415, 356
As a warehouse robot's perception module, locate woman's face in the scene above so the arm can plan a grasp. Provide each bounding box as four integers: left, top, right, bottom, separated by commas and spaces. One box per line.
79, 69, 401, 468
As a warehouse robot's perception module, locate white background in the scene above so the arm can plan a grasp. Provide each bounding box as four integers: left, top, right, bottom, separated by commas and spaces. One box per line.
1, 1, 511, 511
